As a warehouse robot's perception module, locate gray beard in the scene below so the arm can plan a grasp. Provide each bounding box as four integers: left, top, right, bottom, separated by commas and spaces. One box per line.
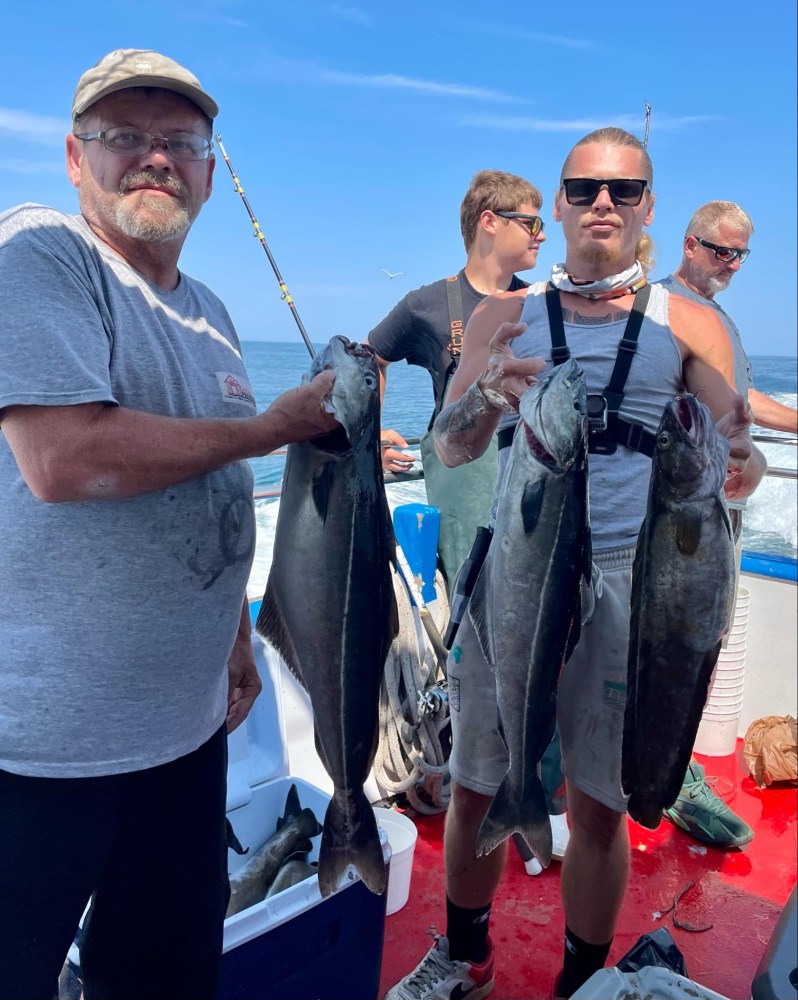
706, 275, 731, 295
114, 196, 192, 243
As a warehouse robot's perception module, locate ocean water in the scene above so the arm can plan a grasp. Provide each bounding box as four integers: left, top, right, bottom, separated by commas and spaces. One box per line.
242, 342, 797, 597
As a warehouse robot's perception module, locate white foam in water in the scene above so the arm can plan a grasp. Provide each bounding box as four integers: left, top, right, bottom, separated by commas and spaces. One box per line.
248, 479, 428, 602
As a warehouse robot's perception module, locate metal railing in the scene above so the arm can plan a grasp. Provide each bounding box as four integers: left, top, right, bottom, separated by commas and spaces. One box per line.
253, 431, 796, 501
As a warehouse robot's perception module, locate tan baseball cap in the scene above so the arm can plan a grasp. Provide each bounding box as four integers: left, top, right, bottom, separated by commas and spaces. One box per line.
72, 49, 219, 121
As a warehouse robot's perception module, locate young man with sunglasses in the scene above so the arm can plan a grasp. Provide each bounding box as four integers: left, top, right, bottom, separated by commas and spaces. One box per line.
0, 49, 340, 1000
658, 201, 797, 434
382, 128, 765, 1000
367, 169, 546, 591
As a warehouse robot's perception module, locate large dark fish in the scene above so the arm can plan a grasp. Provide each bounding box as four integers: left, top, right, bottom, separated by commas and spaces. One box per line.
469, 359, 590, 865
622, 394, 735, 829
226, 783, 322, 916
256, 336, 398, 897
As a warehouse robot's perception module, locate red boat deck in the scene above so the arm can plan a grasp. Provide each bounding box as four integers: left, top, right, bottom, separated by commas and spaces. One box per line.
378, 742, 797, 1000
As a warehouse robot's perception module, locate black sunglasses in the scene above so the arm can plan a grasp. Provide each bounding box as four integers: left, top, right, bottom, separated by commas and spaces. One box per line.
494, 211, 545, 238
693, 237, 751, 264
562, 178, 649, 207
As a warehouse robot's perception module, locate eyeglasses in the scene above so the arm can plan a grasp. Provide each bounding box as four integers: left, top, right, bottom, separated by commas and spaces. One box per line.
74, 126, 213, 161
562, 178, 649, 207
494, 211, 545, 238
692, 237, 750, 264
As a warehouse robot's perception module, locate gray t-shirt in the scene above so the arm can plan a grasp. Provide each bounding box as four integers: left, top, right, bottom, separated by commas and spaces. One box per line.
0, 204, 257, 778
655, 274, 753, 393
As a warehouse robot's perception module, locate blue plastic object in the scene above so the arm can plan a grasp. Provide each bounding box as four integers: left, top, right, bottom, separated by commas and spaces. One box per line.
392, 503, 441, 603
741, 551, 798, 583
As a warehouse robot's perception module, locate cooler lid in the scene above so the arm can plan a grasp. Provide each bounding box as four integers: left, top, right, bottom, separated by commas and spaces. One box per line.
226, 630, 289, 811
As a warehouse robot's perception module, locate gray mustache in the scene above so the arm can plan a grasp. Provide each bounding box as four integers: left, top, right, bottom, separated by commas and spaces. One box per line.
119, 171, 185, 197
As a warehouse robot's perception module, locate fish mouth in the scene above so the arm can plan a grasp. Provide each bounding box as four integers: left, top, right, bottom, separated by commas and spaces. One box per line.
673, 395, 704, 443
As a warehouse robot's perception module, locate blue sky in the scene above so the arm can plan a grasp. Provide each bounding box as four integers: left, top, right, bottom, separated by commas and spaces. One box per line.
3, 1, 796, 360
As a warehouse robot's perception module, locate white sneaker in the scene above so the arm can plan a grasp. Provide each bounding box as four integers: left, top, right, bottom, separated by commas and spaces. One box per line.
382, 935, 494, 1000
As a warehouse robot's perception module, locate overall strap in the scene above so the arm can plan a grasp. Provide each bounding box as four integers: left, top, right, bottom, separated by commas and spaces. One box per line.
498, 283, 656, 455
603, 283, 651, 416
429, 275, 466, 429
545, 283, 571, 365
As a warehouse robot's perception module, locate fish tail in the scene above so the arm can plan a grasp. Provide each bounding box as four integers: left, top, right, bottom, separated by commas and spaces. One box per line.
477, 775, 552, 866
317, 791, 387, 899
627, 794, 663, 831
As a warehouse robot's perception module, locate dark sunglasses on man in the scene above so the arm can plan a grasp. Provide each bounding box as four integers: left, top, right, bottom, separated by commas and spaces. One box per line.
494, 211, 545, 238
692, 237, 751, 264
562, 177, 649, 207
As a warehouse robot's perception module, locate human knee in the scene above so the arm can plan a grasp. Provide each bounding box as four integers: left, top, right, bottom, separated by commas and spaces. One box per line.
568, 788, 625, 849
448, 782, 495, 829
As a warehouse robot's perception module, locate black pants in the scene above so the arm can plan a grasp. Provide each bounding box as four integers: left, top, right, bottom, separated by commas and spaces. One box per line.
0, 725, 230, 1000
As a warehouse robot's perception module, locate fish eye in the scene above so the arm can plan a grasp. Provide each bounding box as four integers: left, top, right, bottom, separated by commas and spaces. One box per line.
364, 372, 378, 389
657, 432, 672, 449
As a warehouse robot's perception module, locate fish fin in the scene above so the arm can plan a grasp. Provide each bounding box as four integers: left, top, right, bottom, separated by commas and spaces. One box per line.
675, 506, 703, 555
278, 784, 302, 829
477, 775, 552, 866
256, 583, 307, 689
317, 791, 387, 899
468, 558, 494, 667
311, 460, 337, 524
520, 478, 545, 536
298, 806, 324, 839
225, 818, 248, 856
626, 794, 664, 831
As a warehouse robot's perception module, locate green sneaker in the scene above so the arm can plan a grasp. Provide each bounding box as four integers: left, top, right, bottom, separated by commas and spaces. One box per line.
664, 761, 753, 848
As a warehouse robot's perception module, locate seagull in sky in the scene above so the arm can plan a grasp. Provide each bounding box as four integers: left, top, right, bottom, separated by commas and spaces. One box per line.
380, 268, 405, 279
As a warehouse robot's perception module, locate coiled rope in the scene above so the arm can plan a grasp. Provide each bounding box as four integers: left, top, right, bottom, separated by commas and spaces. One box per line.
374, 565, 452, 814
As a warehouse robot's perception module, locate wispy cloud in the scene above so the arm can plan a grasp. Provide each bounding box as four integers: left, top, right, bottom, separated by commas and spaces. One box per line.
175, 0, 248, 28
329, 3, 372, 26
458, 17, 594, 50
320, 70, 527, 103
0, 109, 66, 144
458, 113, 721, 132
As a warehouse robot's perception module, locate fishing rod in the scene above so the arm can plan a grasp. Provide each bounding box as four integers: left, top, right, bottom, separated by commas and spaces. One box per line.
216, 136, 451, 664
214, 133, 316, 359
643, 102, 652, 148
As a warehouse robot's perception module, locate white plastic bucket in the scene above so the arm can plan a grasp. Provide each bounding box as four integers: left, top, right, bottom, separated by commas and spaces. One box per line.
373, 808, 418, 915
694, 714, 740, 757
693, 587, 750, 757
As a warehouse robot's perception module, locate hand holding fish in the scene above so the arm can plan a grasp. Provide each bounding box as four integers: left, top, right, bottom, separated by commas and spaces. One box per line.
476, 322, 545, 413
261, 370, 340, 447
716, 392, 757, 500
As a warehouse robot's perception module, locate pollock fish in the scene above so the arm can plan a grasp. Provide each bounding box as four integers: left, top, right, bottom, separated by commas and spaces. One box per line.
226, 783, 322, 916
469, 359, 590, 865
622, 394, 735, 829
256, 336, 398, 897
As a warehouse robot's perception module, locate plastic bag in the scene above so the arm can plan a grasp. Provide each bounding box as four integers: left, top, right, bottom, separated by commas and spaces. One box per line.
615, 926, 688, 977
743, 715, 798, 788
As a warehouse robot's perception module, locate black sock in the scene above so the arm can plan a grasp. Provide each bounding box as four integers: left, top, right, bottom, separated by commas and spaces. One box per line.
557, 926, 611, 997
445, 898, 491, 963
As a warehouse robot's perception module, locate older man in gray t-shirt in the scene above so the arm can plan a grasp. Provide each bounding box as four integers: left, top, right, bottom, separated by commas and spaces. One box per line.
0, 50, 339, 999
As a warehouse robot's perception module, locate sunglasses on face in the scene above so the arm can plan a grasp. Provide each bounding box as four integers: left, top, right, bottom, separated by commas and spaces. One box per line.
693, 237, 751, 264
494, 211, 545, 238
562, 178, 649, 207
